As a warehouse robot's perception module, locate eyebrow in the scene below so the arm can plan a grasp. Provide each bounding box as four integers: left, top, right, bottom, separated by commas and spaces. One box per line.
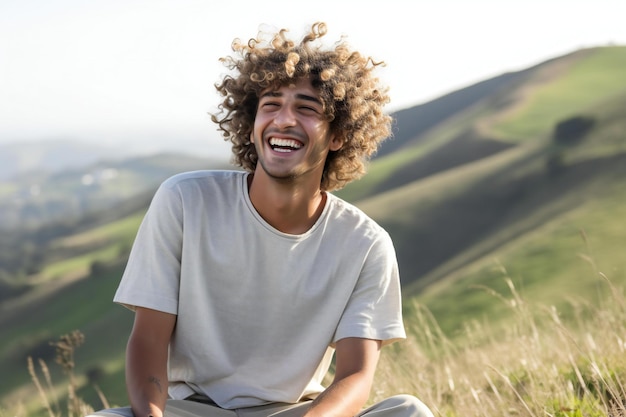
260, 91, 323, 106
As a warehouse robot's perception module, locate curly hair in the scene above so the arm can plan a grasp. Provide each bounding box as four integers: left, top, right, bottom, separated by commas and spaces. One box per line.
211, 22, 392, 191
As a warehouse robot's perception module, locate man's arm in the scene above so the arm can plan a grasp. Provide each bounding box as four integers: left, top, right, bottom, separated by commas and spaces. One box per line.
304, 337, 382, 417
125, 307, 177, 417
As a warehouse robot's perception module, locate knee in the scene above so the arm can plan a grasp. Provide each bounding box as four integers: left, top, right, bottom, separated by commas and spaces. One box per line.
386, 394, 435, 417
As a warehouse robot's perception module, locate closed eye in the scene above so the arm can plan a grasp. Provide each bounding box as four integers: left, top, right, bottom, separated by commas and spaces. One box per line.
260, 101, 280, 109
299, 105, 320, 113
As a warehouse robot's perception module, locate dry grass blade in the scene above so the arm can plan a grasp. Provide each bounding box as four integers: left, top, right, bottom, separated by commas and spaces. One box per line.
27, 357, 56, 417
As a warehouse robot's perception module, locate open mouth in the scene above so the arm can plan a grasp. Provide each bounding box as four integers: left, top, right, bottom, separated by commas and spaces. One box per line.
269, 137, 303, 153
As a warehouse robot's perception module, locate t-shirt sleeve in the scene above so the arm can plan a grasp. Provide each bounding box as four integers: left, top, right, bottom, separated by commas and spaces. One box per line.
333, 231, 406, 346
113, 181, 183, 315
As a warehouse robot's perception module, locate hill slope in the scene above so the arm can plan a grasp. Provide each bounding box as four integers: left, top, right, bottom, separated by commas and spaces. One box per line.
339, 45, 626, 291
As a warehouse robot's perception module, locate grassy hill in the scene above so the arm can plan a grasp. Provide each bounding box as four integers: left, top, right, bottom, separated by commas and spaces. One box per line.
348, 45, 626, 334
0, 217, 140, 414
339, 46, 626, 288
1, 45, 625, 416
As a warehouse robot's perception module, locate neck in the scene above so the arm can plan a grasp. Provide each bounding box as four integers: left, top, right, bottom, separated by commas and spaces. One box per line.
247, 172, 327, 235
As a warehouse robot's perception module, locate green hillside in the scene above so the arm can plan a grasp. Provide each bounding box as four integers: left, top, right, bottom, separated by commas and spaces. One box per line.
0, 214, 142, 415
1, 45, 625, 416
490, 46, 626, 141
353, 45, 626, 336
339, 46, 626, 201
410, 166, 626, 334
342, 45, 626, 289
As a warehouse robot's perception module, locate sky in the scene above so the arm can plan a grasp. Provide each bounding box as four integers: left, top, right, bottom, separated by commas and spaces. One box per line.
1, 0, 625, 158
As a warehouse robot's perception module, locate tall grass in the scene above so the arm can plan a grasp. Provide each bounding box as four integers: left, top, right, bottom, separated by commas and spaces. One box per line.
19, 331, 109, 417
373, 264, 626, 416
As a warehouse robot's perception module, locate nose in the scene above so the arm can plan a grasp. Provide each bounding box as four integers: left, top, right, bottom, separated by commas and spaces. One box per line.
273, 104, 297, 129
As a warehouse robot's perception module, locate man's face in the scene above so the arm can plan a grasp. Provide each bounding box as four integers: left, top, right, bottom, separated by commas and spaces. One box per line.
250, 77, 342, 184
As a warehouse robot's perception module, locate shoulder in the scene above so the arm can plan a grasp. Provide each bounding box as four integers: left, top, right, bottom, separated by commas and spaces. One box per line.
326, 193, 391, 243
160, 169, 244, 190
149, 170, 246, 208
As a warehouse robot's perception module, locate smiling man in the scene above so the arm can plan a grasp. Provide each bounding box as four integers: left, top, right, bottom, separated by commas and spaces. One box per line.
89, 22, 434, 417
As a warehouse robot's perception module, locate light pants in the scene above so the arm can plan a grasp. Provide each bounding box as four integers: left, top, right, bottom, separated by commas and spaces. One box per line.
89, 394, 434, 417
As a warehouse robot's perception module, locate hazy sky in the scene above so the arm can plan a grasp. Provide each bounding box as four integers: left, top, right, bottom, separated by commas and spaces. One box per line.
1, 0, 625, 157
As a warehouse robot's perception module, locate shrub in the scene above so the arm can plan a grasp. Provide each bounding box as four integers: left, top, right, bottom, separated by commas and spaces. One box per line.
553, 116, 596, 145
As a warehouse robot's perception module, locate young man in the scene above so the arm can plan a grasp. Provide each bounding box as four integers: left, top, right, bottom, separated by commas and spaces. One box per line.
91, 22, 434, 417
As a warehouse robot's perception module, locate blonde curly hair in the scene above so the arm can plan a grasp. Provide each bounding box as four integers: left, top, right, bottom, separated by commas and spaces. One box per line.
211, 22, 392, 191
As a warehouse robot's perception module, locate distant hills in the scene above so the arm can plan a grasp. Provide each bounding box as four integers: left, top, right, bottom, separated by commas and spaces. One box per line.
1, 45, 625, 415
0, 149, 231, 230
0, 140, 122, 181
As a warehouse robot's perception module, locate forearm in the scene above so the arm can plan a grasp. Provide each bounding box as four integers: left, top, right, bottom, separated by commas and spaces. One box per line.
304, 371, 373, 417
125, 335, 169, 417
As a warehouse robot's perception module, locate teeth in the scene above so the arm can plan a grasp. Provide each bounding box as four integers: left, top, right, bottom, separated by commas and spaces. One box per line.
269, 138, 302, 150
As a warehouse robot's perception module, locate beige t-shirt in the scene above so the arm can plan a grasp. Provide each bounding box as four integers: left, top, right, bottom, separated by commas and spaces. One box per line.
114, 170, 405, 409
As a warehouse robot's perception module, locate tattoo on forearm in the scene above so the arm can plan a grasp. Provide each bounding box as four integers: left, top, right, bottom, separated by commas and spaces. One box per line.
148, 376, 163, 393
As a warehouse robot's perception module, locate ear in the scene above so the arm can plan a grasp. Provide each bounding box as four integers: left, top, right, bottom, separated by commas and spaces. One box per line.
250, 131, 255, 144
329, 133, 343, 152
